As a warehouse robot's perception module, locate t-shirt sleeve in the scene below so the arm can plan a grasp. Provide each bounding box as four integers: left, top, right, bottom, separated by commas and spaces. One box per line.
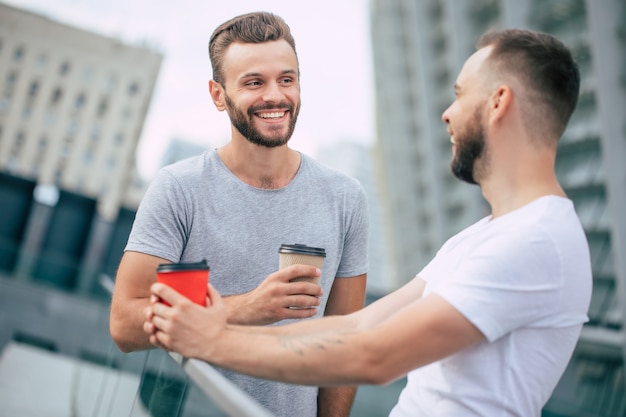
429, 228, 562, 342
335, 182, 369, 278
124, 169, 189, 263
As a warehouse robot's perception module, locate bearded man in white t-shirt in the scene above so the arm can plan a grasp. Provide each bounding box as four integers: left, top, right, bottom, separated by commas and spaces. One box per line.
145, 28, 592, 417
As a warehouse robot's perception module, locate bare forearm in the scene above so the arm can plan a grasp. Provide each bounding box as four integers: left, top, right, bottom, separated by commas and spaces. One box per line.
111, 251, 169, 352
222, 293, 268, 325
318, 386, 357, 417
200, 325, 382, 386
231, 312, 357, 336
110, 298, 155, 352
223, 290, 321, 325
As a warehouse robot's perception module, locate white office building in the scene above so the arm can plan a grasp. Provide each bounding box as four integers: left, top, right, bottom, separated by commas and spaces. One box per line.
0, 2, 162, 219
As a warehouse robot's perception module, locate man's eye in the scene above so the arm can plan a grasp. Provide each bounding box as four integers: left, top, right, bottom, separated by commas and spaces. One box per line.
247, 80, 262, 87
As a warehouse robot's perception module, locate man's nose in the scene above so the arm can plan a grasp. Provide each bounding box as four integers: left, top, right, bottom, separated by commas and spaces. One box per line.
441, 106, 451, 124
263, 82, 283, 103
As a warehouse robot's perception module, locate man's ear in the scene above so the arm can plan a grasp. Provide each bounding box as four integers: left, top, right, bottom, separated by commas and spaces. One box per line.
489, 84, 512, 123
209, 80, 226, 111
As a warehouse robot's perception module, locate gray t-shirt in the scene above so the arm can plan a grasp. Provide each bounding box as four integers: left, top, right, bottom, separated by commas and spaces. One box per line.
125, 150, 369, 417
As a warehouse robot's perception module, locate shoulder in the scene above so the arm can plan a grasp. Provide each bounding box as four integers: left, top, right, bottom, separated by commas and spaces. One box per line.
509, 196, 585, 249
159, 151, 213, 180
468, 197, 588, 275
300, 153, 364, 192
149, 150, 226, 191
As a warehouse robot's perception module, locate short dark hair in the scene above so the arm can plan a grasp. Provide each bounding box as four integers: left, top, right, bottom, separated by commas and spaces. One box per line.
477, 29, 580, 139
209, 12, 298, 85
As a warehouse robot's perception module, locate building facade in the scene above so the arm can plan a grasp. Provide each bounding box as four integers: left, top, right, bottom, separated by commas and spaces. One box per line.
316, 141, 396, 295
370, 0, 625, 414
0, 3, 162, 295
0, 2, 161, 217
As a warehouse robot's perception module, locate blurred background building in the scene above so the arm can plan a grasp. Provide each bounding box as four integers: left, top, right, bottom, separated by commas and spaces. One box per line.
0, 0, 625, 416
370, 0, 625, 415
316, 141, 396, 296
0, 2, 162, 296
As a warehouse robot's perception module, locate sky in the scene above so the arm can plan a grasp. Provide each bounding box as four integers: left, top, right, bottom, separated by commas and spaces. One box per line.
6, 0, 376, 180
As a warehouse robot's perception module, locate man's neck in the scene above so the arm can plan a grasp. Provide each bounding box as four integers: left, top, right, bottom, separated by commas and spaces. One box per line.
482, 173, 565, 219
217, 142, 301, 189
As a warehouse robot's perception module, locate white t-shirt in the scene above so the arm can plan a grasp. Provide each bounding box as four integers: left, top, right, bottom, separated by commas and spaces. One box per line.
389, 196, 592, 417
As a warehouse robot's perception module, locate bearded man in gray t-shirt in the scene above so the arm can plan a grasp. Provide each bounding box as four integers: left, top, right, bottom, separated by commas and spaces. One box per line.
109, 11, 368, 417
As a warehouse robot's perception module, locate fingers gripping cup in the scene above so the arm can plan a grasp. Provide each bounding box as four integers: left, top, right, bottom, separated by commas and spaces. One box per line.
278, 244, 326, 284
156, 260, 210, 306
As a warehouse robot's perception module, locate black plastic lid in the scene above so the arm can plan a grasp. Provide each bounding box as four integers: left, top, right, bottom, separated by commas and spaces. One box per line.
157, 259, 210, 272
278, 243, 326, 257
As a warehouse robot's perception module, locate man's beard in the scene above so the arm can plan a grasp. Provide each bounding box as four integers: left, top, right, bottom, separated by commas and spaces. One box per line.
450, 107, 487, 185
224, 93, 300, 148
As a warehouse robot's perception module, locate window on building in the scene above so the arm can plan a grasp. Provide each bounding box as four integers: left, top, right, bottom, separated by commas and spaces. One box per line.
421, 241, 434, 258
104, 74, 117, 91
22, 104, 32, 120
97, 97, 109, 117
82, 67, 93, 83
12, 131, 25, 156
66, 118, 79, 136
419, 211, 430, 228
59, 137, 72, 158
36, 53, 48, 70
0, 98, 9, 114
446, 203, 465, 220
13, 46, 24, 63
4, 71, 18, 97
44, 111, 56, 127
50, 87, 63, 106
84, 150, 93, 164
74, 93, 86, 110
33, 136, 48, 177
128, 82, 139, 96
75, 177, 85, 193
29, 80, 39, 98
59, 61, 71, 76
121, 107, 132, 119
7, 156, 18, 172
90, 125, 100, 141
114, 132, 124, 144
54, 165, 64, 185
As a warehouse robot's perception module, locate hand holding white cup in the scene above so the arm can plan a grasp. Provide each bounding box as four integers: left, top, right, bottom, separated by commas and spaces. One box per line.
278, 243, 325, 285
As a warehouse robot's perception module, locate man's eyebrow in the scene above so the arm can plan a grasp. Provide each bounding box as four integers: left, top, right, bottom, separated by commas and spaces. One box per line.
240, 71, 262, 79
240, 69, 298, 79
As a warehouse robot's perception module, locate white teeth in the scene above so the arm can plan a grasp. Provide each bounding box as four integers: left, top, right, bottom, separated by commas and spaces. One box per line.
258, 111, 285, 119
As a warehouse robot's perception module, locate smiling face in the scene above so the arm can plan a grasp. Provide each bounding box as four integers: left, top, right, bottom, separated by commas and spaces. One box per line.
216, 40, 301, 148
441, 47, 493, 185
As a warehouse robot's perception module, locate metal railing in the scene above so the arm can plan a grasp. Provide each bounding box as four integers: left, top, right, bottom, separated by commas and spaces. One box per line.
169, 352, 274, 417
0, 272, 274, 417
105, 275, 275, 417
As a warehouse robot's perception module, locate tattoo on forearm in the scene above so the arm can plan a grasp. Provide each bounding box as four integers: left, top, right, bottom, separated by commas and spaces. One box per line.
278, 333, 352, 356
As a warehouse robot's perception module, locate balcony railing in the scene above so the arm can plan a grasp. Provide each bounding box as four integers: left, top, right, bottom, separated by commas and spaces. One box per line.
0, 272, 275, 417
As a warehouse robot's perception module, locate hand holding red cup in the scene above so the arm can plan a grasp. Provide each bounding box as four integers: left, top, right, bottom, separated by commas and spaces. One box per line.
155, 260, 210, 306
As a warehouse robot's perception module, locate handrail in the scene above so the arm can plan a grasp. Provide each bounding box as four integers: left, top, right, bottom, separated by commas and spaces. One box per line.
169, 352, 275, 417
99, 274, 275, 416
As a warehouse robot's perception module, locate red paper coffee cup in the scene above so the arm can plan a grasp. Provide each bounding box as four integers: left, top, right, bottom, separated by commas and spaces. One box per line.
156, 260, 210, 306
